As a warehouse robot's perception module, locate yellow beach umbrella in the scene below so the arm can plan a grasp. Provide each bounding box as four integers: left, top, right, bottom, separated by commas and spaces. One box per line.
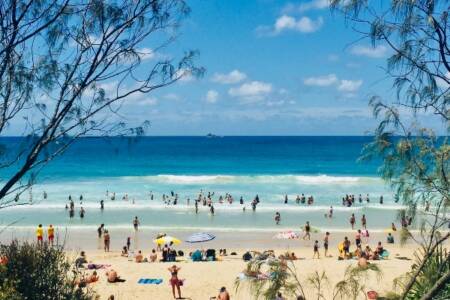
153, 235, 181, 246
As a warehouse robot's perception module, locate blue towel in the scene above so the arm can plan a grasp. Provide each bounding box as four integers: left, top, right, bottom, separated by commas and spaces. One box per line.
138, 278, 163, 284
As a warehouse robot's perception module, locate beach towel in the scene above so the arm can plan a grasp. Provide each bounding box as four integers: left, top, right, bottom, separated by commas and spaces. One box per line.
380, 250, 389, 259
138, 278, 163, 284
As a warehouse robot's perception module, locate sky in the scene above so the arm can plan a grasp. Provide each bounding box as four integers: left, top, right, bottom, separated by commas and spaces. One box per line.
136, 0, 395, 135
4, 0, 445, 136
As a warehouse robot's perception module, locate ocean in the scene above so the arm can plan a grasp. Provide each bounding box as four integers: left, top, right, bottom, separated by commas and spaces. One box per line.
0, 136, 408, 233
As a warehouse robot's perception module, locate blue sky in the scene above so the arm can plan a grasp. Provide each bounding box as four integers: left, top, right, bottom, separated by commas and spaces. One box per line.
5, 0, 442, 136
134, 0, 396, 135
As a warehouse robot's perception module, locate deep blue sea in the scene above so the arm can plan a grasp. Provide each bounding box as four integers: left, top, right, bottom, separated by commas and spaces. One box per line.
0, 136, 405, 232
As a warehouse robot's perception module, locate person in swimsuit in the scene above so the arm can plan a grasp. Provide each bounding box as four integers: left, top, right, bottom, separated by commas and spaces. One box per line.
133, 216, 140, 231
274, 212, 281, 225
104, 230, 110, 252
313, 240, 320, 259
361, 214, 367, 229
343, 236, 351, 257
323, 232, 330, 257
350, 214, 355, 229
217, 286, 230, 300
303, 221, 311, 240
168, 265, 182, 299
355, 229, 362, 247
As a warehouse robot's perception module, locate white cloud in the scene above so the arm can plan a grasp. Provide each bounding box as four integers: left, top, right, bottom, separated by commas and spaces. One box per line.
134, 97, 158, 106
274, 15, 323, 34
229, 81, 273, 100
283, 0, 329, 13
436, 72, 450, 88
212, 70, 247, 84
205, 90, 219, 103
173, 68, 194, 82
350, 45, 388, 58
304, 74, 338, 86
337, 79, 363, 92
136, 48, 155, 60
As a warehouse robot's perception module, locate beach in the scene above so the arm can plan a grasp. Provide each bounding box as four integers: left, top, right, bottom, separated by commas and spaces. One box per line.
1, 228, 433, 299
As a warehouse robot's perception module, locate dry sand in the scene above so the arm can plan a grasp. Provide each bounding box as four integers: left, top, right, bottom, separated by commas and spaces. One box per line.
54, 230, 431, 300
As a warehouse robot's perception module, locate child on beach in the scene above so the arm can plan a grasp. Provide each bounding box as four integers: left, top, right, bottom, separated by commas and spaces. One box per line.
313, 240, 320, 259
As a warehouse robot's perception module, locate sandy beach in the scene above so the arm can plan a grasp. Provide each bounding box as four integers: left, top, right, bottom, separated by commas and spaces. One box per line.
75, 243, 420, 300
1, 228, 432, 300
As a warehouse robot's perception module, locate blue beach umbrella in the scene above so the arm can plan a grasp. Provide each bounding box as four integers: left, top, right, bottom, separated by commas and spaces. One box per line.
185, 232, 216, 243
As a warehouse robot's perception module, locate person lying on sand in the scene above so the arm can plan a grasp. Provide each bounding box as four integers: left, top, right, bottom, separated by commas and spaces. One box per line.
106, 269, 125, 283
76, 271, 99, 287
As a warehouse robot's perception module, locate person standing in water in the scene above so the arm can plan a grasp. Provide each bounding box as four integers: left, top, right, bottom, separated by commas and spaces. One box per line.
79, 207, 85, 218
195, 200, 198, 214
379, 195, 383, 204
97, 224, 104, 238
284, 194, 288, 204
350, 214, 356, 229
100, 200, 104, 210
274, 212, 281, 225
133, 216, 140, 231
361, 214, 367, 229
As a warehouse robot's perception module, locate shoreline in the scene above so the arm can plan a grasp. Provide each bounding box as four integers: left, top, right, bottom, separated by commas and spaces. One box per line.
0, 228, 417, 251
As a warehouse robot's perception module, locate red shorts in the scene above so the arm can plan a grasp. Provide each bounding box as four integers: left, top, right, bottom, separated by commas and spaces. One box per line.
48, 235, 54, 241
170, 278, 179, 286
37, 236, 43, 241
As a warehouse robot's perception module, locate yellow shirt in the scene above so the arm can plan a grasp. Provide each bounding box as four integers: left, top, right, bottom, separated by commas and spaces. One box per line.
48, 227, 54, 236
36, 227, 43, 238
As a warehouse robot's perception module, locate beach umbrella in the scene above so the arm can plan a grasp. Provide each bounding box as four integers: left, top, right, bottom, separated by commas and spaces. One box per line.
185, 232, 216, 243
153, 235, 181, 245
273, 230, 300, 240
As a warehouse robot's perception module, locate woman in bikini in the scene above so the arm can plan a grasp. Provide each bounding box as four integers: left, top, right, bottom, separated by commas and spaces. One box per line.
168, 265, 182, 299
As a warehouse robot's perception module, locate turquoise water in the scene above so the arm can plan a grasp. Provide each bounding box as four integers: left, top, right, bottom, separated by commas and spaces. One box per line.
0, 137, 406, 232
